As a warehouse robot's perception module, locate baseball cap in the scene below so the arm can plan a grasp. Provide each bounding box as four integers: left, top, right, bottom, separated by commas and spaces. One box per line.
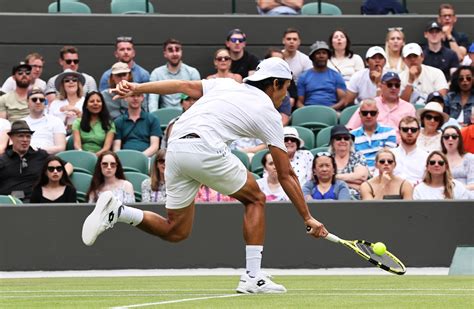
425, 21, 442, 32
111, 62, 131, 75
308, 41, 331, 59
426, 91, 444, 104
243, 57, 292, 82
365, 46, 387, 60
469, 43, 474, 53
381, 72, 401, 83
12, 61, 32, 75
402, 43, 423, 58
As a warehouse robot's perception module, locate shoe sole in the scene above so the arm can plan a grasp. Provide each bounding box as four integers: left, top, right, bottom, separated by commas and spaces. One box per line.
81, 191, 115, 246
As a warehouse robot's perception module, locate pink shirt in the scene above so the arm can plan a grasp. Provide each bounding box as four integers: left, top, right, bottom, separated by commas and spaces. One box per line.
346, 96, 416, 141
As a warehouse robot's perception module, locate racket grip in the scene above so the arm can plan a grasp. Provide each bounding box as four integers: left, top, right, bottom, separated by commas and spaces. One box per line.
324, 233, 341, 243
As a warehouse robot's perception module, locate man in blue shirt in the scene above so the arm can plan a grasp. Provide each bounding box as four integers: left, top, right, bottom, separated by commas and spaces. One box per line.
99, 36, 150, 92
113, 93, 162, 158
350, 98, 397, 171
296, 41, 346, 110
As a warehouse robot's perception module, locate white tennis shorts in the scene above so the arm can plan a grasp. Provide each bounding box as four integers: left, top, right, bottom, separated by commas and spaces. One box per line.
165, 138, 247, 209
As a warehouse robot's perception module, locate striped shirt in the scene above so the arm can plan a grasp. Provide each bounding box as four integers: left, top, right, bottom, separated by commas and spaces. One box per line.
351, 124, 397, 170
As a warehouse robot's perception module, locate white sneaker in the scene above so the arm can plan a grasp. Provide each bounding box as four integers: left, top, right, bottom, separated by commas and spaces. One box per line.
82, 191, 122, 246
236, 272, 287, 294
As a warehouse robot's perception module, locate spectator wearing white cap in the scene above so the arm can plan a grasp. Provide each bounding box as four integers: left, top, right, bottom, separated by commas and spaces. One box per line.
399, 43, 448, 105
342, 46, 387, 106
102, 62, 134, 120
283, 126, 314, 185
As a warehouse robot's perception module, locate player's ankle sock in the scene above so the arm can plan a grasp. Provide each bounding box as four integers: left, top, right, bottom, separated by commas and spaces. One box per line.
246, 245, 263, 278
117, 205, 144, 226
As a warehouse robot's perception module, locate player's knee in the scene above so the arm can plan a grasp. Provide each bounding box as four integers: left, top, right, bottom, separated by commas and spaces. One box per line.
164, 229, 191, 243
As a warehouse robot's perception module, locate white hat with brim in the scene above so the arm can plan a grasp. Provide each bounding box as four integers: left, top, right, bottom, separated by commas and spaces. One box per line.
54, 69, 86, 91
283, 126, 304, 148
365, 46, 387, 60
416, 101, 450, 124
243, 57, 292, 82
402, 43, 423, 58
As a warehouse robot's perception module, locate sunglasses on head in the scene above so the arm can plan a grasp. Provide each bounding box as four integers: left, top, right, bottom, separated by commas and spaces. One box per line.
360, 110, 378, 117
459, 76, 472, 82
387, 27, 403, 32
215, 56, 231, 62
16, 70, 31, 76
400, 127, 419, 133
30, 97, 46, 103
64, 59, 79, 65
47, 166, 64, 172
63, 77, 78, 83
116, 36, 133, 43
316, 151, 332, 158
378, 159, 394, 165
229, 37, 245, 43
384, 82, 401, 89
424, 114, 442, 122
101, 162, 117, 168
442, 133, 459, 140
428, 160, 445, 166
334, 135, 351, 141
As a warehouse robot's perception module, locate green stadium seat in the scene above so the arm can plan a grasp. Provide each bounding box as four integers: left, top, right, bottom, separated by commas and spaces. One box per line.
48, 1, 92, 13
301, 2, 342, 15
251, 172, 261, 180
291, 106, 338, 136
415, 103, 425, 110
250, 149, 269, 177
151, 108, 182, 130
111, 0, 155, 14
291, 125, 315, 150
70, 172, 92, 202
310, 146, 330, 157
116, 149, 149, 175
0, 195, 23, 205
231, 149, 250, 170
316, 126, 333, 147
124, 171, 150, 202
57, 150, 97, 175
339, 105, 359, 125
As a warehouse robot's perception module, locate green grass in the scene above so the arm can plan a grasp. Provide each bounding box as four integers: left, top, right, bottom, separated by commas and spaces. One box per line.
1, 276, 473, 308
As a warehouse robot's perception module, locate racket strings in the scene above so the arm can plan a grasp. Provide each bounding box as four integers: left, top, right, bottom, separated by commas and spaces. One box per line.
355, 242, 404, 271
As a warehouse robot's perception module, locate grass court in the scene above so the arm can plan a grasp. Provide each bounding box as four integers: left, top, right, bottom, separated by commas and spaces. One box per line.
1, 275, 473, 308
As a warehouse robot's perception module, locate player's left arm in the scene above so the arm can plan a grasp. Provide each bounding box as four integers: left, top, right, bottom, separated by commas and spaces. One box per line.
269, 145, 328, 238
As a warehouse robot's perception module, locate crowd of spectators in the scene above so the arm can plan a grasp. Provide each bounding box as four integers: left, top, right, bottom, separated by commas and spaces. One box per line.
0, 3, 472, 203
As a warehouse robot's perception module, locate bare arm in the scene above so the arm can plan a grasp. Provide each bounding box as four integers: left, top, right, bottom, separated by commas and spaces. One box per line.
113, 80, 203, 100
112, 139, 122, 152
143, 136, 160, 157
296, 95, 305, 108
96, 131, 115, 157
332, 88, 347, 111
360, 182, 375, 200
43, 133, 66, 154
341, 90, 357, 107
402, 180, 414, 200
72, 130, 82, 150
269, 145, 328, 238
65, 162, 73, 176
336, 165, 369, 184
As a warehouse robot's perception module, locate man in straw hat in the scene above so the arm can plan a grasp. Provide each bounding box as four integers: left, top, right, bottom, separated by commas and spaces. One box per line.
82, 57, 329, 294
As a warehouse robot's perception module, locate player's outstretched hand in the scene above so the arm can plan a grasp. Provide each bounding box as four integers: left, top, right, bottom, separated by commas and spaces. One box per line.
305, 218, 328, 238
110, 80, 139, 99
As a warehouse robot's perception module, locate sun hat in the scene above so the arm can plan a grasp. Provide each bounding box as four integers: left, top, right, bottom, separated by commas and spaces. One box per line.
330, 125, 354, 141
243, 57, 292, 82
416, 102, 449, 123
111, 62, 131, 75
283, 126, 304, 148
54, 69, 86, 91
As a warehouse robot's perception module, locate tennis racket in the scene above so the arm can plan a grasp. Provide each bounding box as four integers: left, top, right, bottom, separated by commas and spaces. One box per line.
307, 227, 406, 275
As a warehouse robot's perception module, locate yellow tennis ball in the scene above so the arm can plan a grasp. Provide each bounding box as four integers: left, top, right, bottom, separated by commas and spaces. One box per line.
373, 242, 387, 256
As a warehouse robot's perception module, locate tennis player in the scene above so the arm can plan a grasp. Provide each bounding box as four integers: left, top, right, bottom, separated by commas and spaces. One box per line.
82, 57, 329, 294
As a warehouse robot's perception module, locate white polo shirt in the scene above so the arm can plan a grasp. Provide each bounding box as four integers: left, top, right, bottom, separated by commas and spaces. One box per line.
399, 64, 448, 104
347, 68, 383, 104
392, 145, 429, 185
24, 114, 66, 149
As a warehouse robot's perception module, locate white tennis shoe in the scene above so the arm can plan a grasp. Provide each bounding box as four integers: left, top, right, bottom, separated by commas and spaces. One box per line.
236, 272, 287, 294
82, 191, 122, 246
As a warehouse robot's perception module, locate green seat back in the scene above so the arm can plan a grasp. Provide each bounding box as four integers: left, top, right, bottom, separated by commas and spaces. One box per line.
291, 125, 315, 150
70, 172, 92, 202
57, 150, 97, 175
316, 126, 333, 147
0, 195, 23, 205
124, 171, 150, 202
250, 149, 269, 176
116, 149, 149, 175
310, 146, 330, 157
231, 149, 250, 169
48, 1, 92, 13
291, 106, 338, 134
339, 105, 359, 125
151, 108, 182, 130
301, 2, 342, 15
111, 0, 155, 14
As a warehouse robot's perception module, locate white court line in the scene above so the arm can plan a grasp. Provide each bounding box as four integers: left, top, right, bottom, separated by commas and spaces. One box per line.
111, 293, 244, 308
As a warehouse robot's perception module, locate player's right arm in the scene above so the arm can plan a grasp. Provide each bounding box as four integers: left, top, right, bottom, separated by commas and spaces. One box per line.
269, 145, 328, 238
112, 80, 203, 100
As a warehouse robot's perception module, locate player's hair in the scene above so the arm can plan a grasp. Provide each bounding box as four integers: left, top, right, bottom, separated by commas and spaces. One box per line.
163, 38, 182, 50
312, 153, 337, 184
59, 46, 78, 59
449, 66, 474, 93
264, 48, 283, 59
283, 27, 300, 38
245, 77, 288, 91
422, 151, 454, 199
439, 3, 455, 15
80, 91, 112, 133
328, 29, 354, 58
34, 156, 73, 188
441, 125, 465, 156
398, 116, 420, 129
87, 151, 127, 202
374, 148, 397, 167
150, 149, 166, 192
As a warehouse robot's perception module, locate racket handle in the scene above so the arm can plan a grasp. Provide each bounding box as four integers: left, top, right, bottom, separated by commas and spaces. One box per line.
324, 233, 342, 243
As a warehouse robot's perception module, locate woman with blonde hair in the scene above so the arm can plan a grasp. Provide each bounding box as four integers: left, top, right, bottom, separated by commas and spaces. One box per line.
413, 151, 471, 200
384, 27, 406, 73
206, 48, 242, 82
141, 149, 167, 202
360, 148, 413, 200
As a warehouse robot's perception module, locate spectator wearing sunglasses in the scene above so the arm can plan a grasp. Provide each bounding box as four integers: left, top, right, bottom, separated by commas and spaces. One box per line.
302, 152, 351, 201
329, 125, 368, 199
0, 62, 33, 122
346, 72, 416, 141
399, 43, 448, 105
445, 66, 473, 126
350, 99, 397, 172
0, 120, 72, 202
1, 53, 46, 93
441, 125, 474, 191
225, 29, 260, 79
284, 126, 313, 185
30, 156, 77, 203
392, 116, 428, 185
23, 88, 66, 154
99, 36, 150, 93
360, 148, 413, 200
149, 38, 201, 111
413, 150, 471, 200
206, 48, 242, 82
45, 46, 97, 103
416, 102, 449, 153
